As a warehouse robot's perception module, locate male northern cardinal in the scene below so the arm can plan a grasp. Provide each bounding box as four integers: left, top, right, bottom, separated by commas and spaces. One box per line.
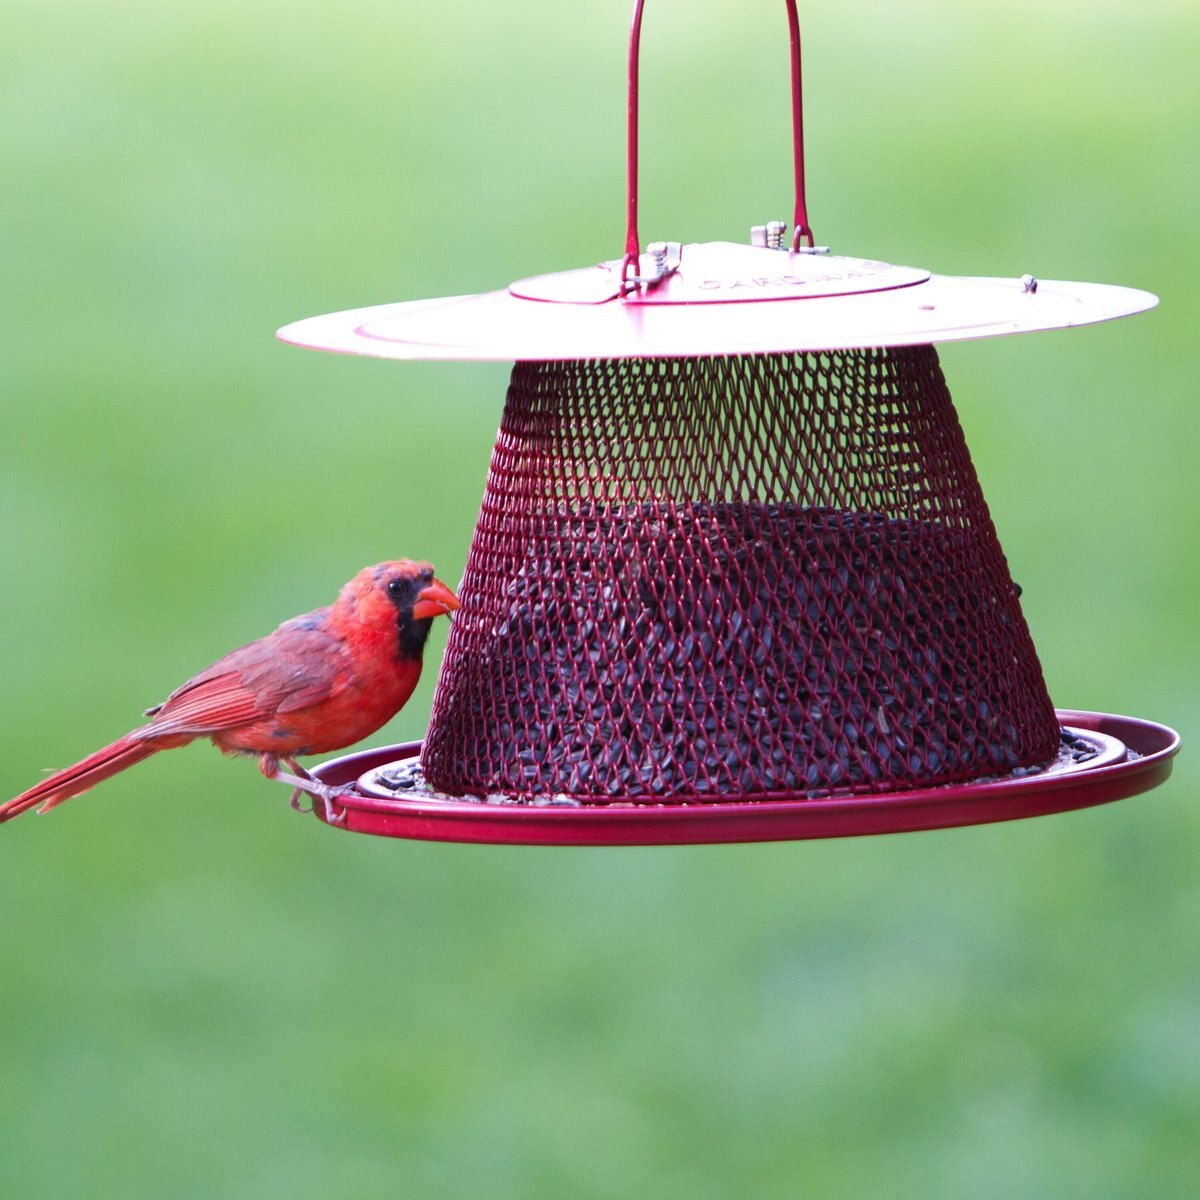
1, 560, 459, 825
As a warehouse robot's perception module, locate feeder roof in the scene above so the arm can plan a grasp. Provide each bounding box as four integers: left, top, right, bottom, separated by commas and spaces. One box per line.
277, 242, 1156, 363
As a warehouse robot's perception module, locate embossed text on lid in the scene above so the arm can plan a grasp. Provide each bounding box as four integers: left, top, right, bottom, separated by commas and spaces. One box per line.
508, 242, 932, 305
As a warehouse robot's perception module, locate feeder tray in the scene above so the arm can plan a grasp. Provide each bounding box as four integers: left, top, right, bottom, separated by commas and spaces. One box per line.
281, 0, 1179, 842
308, 715, 1179, 845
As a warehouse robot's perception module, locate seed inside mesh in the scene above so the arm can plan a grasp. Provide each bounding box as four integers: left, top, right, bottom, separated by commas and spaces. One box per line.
379, 726, 1094, 806
423, 502, 1059, 801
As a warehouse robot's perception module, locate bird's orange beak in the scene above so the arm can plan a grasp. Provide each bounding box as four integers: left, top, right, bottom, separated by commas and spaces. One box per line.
412, 578, 460, 621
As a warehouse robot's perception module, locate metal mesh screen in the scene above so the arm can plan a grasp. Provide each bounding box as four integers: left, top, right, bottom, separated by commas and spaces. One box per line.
422, 347, 1059, 802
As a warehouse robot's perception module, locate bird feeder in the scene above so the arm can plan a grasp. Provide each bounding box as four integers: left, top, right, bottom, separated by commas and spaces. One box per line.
279, 0, 1179, 844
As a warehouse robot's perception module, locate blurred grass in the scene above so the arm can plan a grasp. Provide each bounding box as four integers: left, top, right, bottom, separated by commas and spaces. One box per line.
1, 1, 1197, 1197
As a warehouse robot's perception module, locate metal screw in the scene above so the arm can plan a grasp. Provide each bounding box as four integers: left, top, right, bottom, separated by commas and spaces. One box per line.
751, 222, 789, 249
624, 241, 681, 288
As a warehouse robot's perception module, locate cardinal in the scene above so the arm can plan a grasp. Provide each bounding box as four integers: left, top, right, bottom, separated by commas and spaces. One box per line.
0, 560, 459, 825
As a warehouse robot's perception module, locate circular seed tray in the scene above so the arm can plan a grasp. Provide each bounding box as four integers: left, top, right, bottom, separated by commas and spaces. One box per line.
306, 710, 1178, 845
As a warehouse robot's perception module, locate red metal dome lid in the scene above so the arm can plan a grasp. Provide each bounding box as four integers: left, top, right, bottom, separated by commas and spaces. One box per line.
276, 244, 1156, 362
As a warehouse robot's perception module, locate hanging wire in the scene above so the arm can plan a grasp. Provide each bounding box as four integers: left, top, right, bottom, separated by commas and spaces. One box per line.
621, 0, 814, 294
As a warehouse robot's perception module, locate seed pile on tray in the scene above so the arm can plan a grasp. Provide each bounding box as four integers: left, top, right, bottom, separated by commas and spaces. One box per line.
374, 726, 1096, 805
422, 502, 1060, 801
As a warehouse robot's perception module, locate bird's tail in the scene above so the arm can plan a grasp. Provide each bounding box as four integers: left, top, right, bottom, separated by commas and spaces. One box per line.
1, 732, 170, 822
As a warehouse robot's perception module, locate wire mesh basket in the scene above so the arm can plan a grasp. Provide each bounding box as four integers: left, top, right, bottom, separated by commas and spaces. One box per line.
422, 347, 1059, 803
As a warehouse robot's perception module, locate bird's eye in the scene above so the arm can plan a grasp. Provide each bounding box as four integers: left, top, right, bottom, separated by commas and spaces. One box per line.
386, 578, 407, 597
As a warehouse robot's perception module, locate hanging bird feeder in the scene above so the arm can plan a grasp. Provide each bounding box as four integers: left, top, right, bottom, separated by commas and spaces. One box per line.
279, 0, 1179, 844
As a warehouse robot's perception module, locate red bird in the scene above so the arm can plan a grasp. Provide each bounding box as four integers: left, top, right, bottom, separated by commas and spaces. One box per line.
1, 560, 458, 825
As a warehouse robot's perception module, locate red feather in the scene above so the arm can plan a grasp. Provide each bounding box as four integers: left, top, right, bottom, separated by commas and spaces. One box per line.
0, 735, 170, 819
2, 561, 458, 822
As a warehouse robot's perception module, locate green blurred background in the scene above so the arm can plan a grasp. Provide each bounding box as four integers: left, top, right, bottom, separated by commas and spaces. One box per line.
2, 1, 1197, 1196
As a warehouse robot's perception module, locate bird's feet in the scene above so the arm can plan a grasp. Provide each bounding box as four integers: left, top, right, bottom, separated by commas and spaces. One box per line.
291, 779, 351, 824
315, 783, 352, 825
287, 780, 351, 824
268, 759, 351, 825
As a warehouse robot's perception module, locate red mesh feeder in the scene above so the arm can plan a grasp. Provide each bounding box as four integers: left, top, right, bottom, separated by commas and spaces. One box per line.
279, 1, 1179, 843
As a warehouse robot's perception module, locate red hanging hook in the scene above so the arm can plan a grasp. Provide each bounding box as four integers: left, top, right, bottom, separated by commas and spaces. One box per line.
621, 0, 815, 294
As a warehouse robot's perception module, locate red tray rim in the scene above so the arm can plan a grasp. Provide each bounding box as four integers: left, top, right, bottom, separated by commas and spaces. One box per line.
307, 711, 1179, 845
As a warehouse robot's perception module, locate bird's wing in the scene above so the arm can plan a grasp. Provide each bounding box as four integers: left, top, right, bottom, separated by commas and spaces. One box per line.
144, 611, 351, 736
145, 672, 266, 734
